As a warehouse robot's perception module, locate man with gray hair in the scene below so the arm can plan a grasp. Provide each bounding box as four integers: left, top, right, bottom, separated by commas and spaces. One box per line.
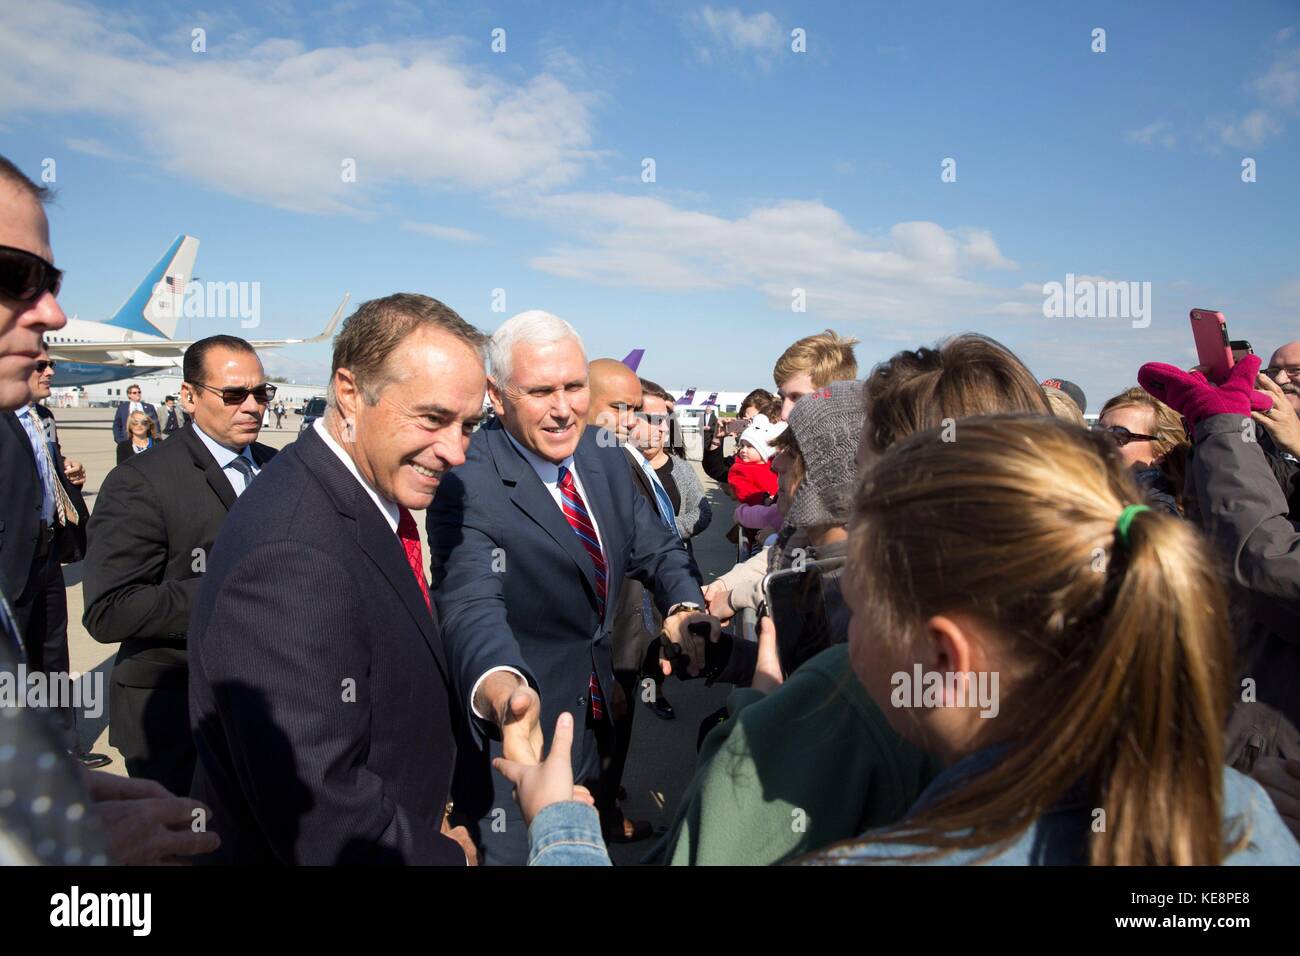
429, 309, 718, 865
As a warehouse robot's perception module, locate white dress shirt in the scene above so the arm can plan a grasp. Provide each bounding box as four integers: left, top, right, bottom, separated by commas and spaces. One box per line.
312, 418, 399, 532
468, 429, 607, 721
192, 422, 261, 497
503, 429, 605, 552
14, 405, 54, 522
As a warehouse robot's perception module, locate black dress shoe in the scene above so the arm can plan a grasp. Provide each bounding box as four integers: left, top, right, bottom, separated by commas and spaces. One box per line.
645, 691, 675, 720
76, 752, 112, 769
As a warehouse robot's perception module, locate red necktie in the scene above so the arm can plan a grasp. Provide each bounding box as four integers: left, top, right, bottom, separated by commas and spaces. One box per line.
397, 507, 431, 610
557, 466, 607, 721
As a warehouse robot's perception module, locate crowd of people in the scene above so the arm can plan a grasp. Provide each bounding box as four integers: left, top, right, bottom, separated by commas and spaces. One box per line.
3, 149, 1300, 867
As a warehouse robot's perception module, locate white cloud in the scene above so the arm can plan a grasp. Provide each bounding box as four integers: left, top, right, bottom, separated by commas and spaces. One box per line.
1253, 45, 1300, 109
1125, 120, 1176, 149
0, 2, 599, 215
64, 137, 129, 161
688, 7, 783, 66
400, 220, 485, 243
1209, 109, 1282, 149
1206, 44, 1300, 150
522, 192, 1019, 324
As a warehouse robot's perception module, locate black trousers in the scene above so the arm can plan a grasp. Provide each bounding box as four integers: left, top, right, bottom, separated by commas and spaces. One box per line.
12, 547, 75, 743
109, 681, 196, 797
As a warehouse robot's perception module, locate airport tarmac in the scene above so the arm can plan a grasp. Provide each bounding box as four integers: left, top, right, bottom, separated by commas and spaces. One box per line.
53, 408, 736, 863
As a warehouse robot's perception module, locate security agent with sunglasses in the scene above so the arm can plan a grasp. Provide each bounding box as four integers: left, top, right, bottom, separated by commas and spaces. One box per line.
83, 334, 277, 796
111, 383, 160, 445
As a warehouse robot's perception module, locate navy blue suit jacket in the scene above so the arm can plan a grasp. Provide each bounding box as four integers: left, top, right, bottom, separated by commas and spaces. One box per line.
113, 401, 159, 445
428, 420, 702, 861
189, 426, 465, 865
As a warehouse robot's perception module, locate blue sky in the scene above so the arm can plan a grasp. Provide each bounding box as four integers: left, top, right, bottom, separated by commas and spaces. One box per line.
1, 0, 1297, 409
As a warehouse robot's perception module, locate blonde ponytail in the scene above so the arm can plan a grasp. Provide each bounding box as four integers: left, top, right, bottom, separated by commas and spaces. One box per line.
828, 415, 1243, 865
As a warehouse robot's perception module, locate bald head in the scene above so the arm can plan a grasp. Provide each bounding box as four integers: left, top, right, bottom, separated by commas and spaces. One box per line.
587, 358, 642, 443
1268, 340, 1300, 414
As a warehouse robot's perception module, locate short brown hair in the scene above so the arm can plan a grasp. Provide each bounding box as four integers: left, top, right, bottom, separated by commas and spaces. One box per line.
0, 154, 54, 205
329, 294, 486, 406
773, 330, 859, 389
638, 378, 673, 403
863, 334, 1051, 455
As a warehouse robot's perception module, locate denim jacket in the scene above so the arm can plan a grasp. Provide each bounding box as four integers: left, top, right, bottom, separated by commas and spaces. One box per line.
527, 801, 611, 866
807, 746, 1300, 865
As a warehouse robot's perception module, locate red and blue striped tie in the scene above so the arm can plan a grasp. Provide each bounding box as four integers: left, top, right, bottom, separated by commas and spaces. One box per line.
557, 465, 607, 720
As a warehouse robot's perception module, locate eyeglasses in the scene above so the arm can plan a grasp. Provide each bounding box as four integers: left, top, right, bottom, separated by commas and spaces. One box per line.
1093, 423, 1159, 446
1264, 365, 1300, 380
35, 360, 56, 372
0, 244, 63, 303
189, 381, 277, 405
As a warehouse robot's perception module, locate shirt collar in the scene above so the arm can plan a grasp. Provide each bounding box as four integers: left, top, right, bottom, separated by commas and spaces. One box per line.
191, 421, 252, 469
503, 427, 574, 485
313, 417, 400, 533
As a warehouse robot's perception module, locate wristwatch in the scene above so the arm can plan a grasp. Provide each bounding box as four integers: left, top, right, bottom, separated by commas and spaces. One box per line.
666, 601, 702, 617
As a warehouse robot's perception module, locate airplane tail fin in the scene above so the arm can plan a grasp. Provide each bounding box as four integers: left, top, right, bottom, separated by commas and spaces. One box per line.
106, 235, 200, 339
303, 293, 350, 343
621, 348, 645, 373
701, 391, 718, 407
679, 387, 696, 405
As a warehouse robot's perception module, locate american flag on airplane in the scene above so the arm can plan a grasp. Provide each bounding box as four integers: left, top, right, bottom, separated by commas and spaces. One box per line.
165, 274, 186, 294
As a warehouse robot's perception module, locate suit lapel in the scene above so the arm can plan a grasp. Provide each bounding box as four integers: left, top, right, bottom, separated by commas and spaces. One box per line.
354, 502, 449, 679
178, 426, 239, 512
296, 428, 449, 680
489, 425, 601, 607
622, 446, 655, 504
4, 413, 40, 484
576, 431, 622, 582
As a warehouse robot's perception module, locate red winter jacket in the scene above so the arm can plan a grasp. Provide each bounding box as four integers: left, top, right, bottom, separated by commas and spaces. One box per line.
727, 458, 778, 505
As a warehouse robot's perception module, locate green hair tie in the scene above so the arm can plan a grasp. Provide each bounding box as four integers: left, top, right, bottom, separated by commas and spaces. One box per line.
1115, 504, 1151, 548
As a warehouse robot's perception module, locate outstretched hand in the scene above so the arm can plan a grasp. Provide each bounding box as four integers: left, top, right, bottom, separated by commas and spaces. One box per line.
660, 609, 722, 677
493, 713, 595, 826
1138, 354, 1272, 430
85, 771, 221, 865
498, 683, 544, 766
751, 614, 784, 695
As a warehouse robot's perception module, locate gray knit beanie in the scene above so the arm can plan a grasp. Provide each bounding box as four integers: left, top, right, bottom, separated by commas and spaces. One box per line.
786, 379, 866, 530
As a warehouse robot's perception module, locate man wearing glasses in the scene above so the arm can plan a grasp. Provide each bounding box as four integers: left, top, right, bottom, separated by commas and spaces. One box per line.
83, 334, 278, 796
1256, 341, 1300, 464
111, 383, 160, 445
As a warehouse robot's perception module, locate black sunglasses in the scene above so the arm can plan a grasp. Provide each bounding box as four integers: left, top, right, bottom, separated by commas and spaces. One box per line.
190, 381, 277, 405
1092, 423, 1159, 447
35, 359, 56, 372
0, 244, 62, 303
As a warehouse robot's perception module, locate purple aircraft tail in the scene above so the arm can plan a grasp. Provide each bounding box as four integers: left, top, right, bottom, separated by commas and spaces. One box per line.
621, 348, 645, 372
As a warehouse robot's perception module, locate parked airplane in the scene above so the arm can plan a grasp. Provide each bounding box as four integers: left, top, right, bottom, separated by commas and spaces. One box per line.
673, 390, 714, 408
44, 235, 349, 387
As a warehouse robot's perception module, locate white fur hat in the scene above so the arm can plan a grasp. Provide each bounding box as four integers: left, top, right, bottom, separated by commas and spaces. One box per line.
737, 414, 788, 462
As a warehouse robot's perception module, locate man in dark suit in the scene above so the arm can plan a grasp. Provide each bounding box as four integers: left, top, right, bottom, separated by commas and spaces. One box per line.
160, 395, 186, 437
0, 348, 106, 763
83, 334, 277, 796
112, 383, 160, 444
428, 310, 718, 865
189, 294, 484, 864
0, 151, 223, 864
587, 358, 669, 843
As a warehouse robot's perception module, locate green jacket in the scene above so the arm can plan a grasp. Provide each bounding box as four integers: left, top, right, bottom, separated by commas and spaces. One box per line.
653, 643, 942, 865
